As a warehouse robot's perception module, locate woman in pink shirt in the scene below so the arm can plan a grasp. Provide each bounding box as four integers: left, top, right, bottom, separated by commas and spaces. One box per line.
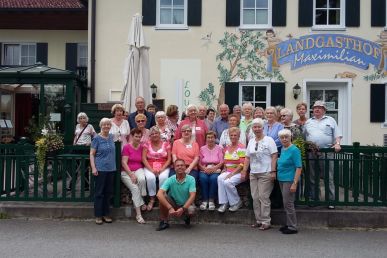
142, 126, 172, 211
174, 104, 208, 148
198, 131, 224, 211
171, 124, 200, 182
121, 128, 147, 224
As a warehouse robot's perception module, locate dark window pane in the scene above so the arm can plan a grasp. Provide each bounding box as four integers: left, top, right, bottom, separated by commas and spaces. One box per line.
328, 10, 340, 25
255, 86, 266, 101
315, 10, 327, 25
329, 0, 340, 8
310, 90, 323, 109
244, 0, 255, 8
242, 86, 254, 101
316, 0, 327, 8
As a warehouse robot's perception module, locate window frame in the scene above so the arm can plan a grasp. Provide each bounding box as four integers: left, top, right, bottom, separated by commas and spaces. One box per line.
240, 0, 272, 30
239, 81, 271, 108
2, 43, 36, 66
156, 0, 188, 30
312, 0, 346, 30
77, 43, 88, 67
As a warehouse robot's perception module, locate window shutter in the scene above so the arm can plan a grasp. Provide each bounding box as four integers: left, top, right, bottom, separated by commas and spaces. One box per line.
142, 0, 156, 26
370, 84, 386, 122
65, 43, 78, 71
224, 82, 240, 108
345, 0, 360, 27
0, 43, 2, 65
226, 0, 240, 26
298, 0, 313, 27
188, 0, 201, 26
270, 82, 285, 106
36, 43, 48, 65
371, 0, 386, 27
272, 0, 286, 26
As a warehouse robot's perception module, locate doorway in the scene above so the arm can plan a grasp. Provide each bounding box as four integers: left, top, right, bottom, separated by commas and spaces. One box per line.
303, 79, 352, 144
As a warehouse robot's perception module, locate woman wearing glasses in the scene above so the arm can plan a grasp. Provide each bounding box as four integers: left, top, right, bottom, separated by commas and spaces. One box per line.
242, 118, 278, 230
171, 124, 200, 182
129, 113, 150, 146
280, 108, 302, 141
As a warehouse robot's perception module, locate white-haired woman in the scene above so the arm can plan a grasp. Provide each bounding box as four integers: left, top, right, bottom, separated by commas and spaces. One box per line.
90, 118, 116, 225
142, 126, 172, 211
74, 112, 96, 146
264, 106, 284, 151
280, 108, 302, 141
175, 104, 208, 148
217, 127, 246, 213
240, 103, 254, 136
242, 118, 278, 230
110, 104, 130, 147
155, 111, 172, 143
277, 129, 302, 234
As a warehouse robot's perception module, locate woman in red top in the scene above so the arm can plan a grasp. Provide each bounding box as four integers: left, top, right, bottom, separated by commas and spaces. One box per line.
174, 104, 208, 148
142, 126, 172, 211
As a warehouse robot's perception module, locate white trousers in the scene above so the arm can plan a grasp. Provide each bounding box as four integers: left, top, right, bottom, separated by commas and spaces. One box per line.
143, 168, 170, 196
217, 172, 242, 206
120, 171, 145, 208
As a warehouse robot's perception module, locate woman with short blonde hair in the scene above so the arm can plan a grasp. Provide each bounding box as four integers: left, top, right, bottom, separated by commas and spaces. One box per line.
110, 104, 130, 147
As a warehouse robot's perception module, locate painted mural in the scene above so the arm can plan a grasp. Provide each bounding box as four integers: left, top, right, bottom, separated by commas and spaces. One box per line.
198, 30, 387, 107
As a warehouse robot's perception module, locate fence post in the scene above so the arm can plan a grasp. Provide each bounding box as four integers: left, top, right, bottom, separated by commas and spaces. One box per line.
113, 142, 121, 208
353, 142, 360, 203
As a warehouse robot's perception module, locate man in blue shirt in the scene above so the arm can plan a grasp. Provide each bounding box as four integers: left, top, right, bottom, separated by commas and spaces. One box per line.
128, 96, 156, 129
156, 159, 196, 231
211, 104, 229, 143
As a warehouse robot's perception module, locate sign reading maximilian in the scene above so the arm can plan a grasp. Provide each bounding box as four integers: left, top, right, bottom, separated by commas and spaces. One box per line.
272, 34, 385, 71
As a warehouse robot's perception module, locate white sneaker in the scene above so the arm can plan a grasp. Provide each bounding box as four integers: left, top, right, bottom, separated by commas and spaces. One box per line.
217, 204, 228, 213
228, 200, 242, 212
199, 201, 208, 211
208, 202, 216, 211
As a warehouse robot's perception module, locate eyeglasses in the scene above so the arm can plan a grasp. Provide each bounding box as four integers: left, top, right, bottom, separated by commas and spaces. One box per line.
136, 120, 145, 123
280, 115, 287, 117
182, 130, 191, 133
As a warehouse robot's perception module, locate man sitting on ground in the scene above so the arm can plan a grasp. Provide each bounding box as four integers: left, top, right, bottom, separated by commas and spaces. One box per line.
156, 159, 196, 231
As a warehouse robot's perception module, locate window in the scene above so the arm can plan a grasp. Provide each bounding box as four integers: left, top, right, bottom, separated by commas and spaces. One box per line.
2, 43, 36, 66
241, 0, 272, 29
313, 0, 345, 29
156, 0, 187, 28
239, 82, 270, 108
77, 44, 88, 67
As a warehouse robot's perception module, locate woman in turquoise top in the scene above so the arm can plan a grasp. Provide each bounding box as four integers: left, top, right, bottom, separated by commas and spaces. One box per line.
277, 129, 302, 234
90, 118, 116, 225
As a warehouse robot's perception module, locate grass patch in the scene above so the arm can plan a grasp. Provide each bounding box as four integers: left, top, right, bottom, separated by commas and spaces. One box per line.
0, 213, 10, 219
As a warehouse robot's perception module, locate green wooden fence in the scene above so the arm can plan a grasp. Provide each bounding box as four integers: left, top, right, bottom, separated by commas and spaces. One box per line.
0, 143, 122, 207
1, 142, 386, 207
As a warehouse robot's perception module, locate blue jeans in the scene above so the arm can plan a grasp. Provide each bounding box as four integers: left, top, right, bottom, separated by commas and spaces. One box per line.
199, 172, 219, 201
169, 169, 199, 183
94, 171, 115, 217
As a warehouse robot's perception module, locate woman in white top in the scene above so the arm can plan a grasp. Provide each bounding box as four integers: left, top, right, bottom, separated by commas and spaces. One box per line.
109, 104, 130, 146
73, 112, 96, 146
242, 118, 278, 230
219, 114, 246, 147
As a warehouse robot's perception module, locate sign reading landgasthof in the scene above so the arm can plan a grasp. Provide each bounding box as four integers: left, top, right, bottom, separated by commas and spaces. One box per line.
273, 34, 386, 71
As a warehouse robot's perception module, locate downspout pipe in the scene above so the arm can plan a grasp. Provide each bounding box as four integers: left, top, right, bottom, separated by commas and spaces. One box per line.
90, 0, 96, 102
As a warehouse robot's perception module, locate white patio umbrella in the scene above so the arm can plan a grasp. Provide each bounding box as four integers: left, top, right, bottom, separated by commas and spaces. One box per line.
121, 13, 151, 113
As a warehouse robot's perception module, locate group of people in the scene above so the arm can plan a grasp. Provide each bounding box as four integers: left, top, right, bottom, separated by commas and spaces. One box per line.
76, 96, 342, 234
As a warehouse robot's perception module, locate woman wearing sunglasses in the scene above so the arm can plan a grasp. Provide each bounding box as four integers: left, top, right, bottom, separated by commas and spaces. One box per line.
242, 118, 278, 230
129, 113, 150, 146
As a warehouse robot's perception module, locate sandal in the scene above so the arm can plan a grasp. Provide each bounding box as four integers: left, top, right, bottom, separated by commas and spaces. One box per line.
251, 222, 262, 228
141, 204, 147, 211
136, 215, 146, 224
147, 200, 155, 211
259, 224, 271, 231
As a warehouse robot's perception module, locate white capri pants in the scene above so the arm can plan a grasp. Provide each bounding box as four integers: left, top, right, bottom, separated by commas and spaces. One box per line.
120, 170, 145, 208
217, 172, 243, 206
144, 168, 170, 196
